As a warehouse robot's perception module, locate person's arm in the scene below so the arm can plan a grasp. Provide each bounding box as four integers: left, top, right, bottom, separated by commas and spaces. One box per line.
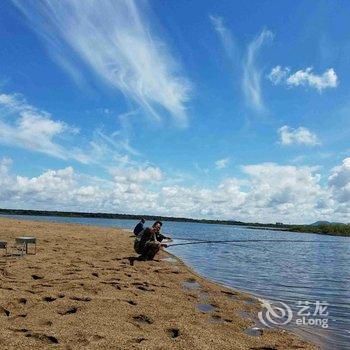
156, 232, 171, 242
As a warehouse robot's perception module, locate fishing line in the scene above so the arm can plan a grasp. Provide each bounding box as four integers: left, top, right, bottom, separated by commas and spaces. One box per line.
168, 238, 343, 247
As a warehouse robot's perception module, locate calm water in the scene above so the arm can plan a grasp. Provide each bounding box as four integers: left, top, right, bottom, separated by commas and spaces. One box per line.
2, 214, 349, 349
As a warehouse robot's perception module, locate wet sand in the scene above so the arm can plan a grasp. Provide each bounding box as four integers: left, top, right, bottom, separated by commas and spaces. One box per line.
0, 218, 317, 349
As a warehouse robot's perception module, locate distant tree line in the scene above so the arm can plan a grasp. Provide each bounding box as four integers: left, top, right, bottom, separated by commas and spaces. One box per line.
0, 208, 349, 237
0, 208, 245, 226
287, 223, 350, 237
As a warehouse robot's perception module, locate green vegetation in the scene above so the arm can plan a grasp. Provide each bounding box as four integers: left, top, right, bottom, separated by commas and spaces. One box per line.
0, 208, 349, 237
287, 223, 350, 237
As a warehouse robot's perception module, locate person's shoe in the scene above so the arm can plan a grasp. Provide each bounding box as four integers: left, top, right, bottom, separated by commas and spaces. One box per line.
128, 257, 136, 266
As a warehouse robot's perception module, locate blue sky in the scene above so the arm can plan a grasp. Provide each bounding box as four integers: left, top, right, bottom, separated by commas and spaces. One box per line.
0, 0, 350, 223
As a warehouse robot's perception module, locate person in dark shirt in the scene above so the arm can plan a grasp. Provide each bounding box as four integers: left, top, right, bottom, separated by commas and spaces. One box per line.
134, 221, 170, 260
133, 218, 145, 236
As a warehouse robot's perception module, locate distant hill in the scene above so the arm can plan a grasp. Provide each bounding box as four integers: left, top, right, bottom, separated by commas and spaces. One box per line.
311, 221, 331, 226
310, 221, 345, 226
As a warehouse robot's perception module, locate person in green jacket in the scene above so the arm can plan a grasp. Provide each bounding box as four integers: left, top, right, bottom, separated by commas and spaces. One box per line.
134, 221, 170, 260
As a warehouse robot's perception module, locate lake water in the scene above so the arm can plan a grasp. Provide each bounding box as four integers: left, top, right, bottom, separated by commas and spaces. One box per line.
2, 214, 349, 349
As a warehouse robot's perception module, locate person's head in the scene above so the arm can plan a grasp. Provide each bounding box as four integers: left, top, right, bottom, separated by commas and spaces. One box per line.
140, 218, 145, 223
151, 221, 162, 233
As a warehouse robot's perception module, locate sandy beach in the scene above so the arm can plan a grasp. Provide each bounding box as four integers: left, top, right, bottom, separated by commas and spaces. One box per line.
0, 217, 317, 349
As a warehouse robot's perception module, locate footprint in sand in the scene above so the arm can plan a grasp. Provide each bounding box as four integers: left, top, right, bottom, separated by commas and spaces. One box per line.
132, 282, 155, 292
25, 332, 59, 344
31, 274, 43, 280
245, 327, 263, 337
182, 278, 201, 291
90, 334, 104, 342
167, 328, 180, 339
133, 337, 146, 343
221, 290, 238, 299
132, 315, 153, 324
0, 306, 10, 316
43, 296, 57, 302
196, 303, 217, 313
11, 328, 29, 333
57, 306, 78, 315
209, 315, 232, 324
70, 296, 91, 302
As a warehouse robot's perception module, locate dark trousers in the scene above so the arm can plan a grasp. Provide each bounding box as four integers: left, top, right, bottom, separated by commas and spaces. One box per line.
141, 241, 160, 260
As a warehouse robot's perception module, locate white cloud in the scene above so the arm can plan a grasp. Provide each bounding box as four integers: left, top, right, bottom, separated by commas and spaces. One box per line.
241, 163, 331, 222
12, 0, 191, 126
329, 158, 350, 203
3, 155, 350, 223
267, 66, 290, 85
0, 92, 84, 160
3, 156, 349, 223
16, 167, 75, 198
268, 66, 338, 91
243, 163, 322, 204
278, 125, 320, 146
110, 166, 163, 184
242, 29, 273, 111
215, 157, 230, 169
287, 68, 338, 91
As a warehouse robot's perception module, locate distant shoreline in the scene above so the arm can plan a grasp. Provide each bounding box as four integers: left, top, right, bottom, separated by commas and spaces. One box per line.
0, 208, 245, 226
1, 208, 349, 237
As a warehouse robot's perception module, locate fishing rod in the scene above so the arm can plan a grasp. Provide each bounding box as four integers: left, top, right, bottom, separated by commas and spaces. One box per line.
168, 238, 343, 247
169, 241, 252, 248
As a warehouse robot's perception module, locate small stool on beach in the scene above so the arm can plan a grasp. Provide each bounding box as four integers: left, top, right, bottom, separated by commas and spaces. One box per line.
0, 241, 7, 256
10, 241, 25, 258
15, 237, 37, 255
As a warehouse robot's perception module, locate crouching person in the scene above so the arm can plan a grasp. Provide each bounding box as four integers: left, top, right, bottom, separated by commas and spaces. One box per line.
134, 221, 168, 260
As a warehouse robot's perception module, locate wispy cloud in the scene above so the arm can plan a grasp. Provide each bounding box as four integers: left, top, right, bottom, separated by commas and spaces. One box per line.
278, 125, 321, 146
210, 17, 272, 113
242, 29, 273, 111
12, 0, 192, 126
209, 15, 237, 61
0, 92, 83, 160
215, 157, 230, 169
268, 66, 338, 91
110, 109, 140, 156
0, 91, 135, 165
